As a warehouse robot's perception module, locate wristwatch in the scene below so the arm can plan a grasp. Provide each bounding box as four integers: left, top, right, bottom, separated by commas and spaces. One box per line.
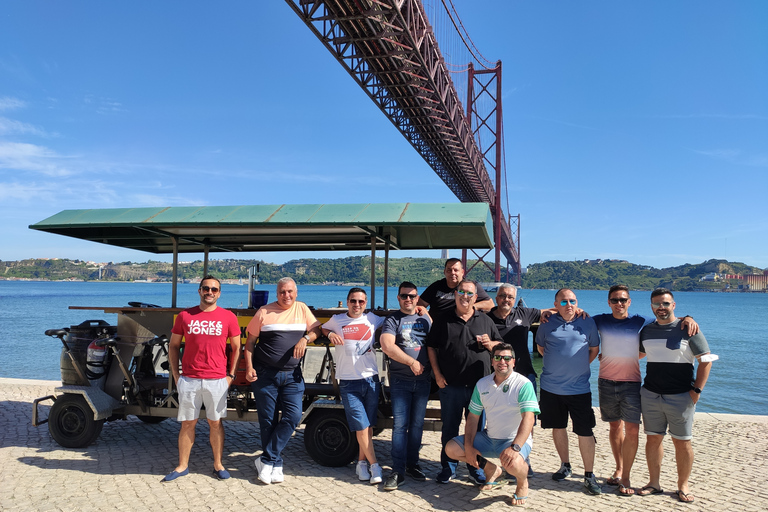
302, 334, 311, 342
511, 443, 522, 452
227, 373, 236, 379
691, 386, 702, 394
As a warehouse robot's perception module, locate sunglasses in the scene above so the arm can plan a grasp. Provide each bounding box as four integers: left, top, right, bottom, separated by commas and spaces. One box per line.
398, 293, 417, 300
200, 286, 219, 293
497, 294, 515, 300
348, 299, 366, 304
559, 299, 576, 306
609, 298, 629, 304
651, 301, 673, 308
493, 355, 513, 362
456, 290, 475, 297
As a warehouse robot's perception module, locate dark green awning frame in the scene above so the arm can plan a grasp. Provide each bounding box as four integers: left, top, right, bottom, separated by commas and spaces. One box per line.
31, 203, 494, 308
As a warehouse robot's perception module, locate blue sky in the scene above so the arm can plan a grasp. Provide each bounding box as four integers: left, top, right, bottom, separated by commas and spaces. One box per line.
1, 1, 766, 271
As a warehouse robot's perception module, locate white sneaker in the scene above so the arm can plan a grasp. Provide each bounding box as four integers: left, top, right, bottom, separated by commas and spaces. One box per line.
356, 460, 371, 481
271, 466, 284, 483
369, 463, 383, 484
254, 457, 273, 485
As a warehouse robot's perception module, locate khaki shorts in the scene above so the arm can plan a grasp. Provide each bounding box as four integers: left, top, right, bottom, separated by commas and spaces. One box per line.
177, 376, 229, 422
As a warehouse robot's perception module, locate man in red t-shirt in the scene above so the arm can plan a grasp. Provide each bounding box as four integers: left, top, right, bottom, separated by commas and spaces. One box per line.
163, 276, 241, 482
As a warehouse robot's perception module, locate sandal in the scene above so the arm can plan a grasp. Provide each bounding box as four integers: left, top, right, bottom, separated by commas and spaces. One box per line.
674, 490, 694, 503
480, 479, 507, 491
510, 493, 528, 506
606, 476, 621, 486
618, 484, 634, 496
638, 485, 663, 496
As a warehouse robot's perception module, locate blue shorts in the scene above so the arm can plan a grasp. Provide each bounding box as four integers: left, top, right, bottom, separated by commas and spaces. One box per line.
339, 376, 380, 431
451, 430, 532, 461
598, 379, 642, 424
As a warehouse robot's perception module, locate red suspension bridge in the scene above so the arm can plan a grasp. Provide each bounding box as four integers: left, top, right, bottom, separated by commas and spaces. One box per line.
285, 0, 520, 283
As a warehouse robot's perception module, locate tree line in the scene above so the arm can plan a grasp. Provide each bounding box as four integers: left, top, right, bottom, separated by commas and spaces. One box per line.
1, 257, 763, 292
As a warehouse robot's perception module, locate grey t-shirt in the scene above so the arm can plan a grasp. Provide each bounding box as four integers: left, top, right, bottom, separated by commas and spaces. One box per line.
382, 311, 432, 381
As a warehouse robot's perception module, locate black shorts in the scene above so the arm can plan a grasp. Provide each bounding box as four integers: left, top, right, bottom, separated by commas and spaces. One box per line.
539, 389, 596, 437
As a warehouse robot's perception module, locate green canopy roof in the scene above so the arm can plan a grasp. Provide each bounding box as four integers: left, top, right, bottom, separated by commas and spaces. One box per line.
30, 203, 494, 254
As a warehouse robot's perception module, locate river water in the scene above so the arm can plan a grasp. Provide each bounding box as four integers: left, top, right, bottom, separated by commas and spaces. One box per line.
1, 281, 765, 416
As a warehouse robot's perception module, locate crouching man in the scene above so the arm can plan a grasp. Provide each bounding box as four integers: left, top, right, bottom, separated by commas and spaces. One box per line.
445, 343, 540, 506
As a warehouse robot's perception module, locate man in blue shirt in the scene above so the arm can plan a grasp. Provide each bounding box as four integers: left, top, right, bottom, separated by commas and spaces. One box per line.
536, 288, 601, 495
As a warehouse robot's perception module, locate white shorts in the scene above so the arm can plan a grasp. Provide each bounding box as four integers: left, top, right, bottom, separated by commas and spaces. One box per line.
177, 376, 229, 422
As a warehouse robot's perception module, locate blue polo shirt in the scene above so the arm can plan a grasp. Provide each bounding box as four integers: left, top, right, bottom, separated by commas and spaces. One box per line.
536, 315, 600, 395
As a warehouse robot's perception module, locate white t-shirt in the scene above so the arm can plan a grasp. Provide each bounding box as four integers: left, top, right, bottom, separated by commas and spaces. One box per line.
323, 312, 384, 380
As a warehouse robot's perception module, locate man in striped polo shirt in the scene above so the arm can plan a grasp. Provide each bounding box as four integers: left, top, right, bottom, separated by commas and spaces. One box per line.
245, 277, 322, 485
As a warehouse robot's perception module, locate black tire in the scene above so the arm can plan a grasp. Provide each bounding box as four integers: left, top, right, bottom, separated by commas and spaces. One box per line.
303, 409, 358, 467
48, 394, 104, 448
136, 415, 168, 424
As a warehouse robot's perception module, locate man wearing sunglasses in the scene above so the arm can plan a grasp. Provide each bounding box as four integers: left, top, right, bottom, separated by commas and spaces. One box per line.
165, 275, 241, 482
427, 279, 503, 485
380, 282, 432, 490
445, 343, 539, 506
592, 285, 698, 496
637, 288, 713, 503
323, 288, 386, 485
245, 277, 322, 484
536, 288, 602, 495
419, 258, 495, 320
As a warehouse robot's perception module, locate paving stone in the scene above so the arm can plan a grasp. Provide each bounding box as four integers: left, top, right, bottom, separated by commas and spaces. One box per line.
2, 378, 767, 511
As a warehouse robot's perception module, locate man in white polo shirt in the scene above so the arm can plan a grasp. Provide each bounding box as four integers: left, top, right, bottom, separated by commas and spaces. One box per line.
445, 342, 539, 507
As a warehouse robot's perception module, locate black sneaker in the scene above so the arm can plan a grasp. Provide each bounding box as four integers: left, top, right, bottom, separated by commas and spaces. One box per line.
467, 466, 487, 486
435, 467, 456, 484
583, 474, 602, 495
405, 464, 426, 481
384, 472, 404, 491
552, 463, 572, 481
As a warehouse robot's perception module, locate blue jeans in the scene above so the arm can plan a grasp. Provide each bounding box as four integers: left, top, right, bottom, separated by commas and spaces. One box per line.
251, 365, 305, 466
389, 376, 431, 473
438, 384, 485, 474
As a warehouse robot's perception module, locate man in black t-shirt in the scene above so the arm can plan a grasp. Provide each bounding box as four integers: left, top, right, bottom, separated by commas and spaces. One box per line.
419, 258, 494, 319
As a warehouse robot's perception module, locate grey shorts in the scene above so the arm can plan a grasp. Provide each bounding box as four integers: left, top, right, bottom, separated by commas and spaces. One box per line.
177, 376, 229, 422
598, 379, 641, 424
640, 387, 695, 440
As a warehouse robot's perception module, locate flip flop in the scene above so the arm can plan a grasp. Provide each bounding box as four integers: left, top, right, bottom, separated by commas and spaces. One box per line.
674, 490, 695, 503
618, 484, 634, 496
510, 493, 528, 506
606, 476, 621, 486
638, 485, 663, 496
480, 479, 507, 491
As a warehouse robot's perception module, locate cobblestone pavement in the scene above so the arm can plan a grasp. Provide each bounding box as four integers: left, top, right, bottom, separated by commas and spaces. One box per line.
2, 379, 767, 511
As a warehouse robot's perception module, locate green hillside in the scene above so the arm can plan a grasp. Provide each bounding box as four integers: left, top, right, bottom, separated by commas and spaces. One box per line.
2, 257, 764, 292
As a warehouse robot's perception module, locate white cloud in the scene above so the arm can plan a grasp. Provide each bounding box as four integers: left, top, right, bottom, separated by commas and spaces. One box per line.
690, 148, 768, 168
0, 96, 26, 111
0, 116, 47, 136
0, 141, 75, 177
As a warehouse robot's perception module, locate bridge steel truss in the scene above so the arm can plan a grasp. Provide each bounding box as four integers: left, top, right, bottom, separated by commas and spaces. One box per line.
286, 0, 519, 280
